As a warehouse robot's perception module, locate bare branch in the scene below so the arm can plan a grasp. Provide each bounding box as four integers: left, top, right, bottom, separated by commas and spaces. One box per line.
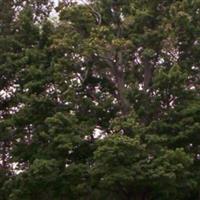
79, 0, 102, 25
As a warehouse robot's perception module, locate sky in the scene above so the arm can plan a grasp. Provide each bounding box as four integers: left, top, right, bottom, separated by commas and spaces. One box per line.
53, 0, 85, 6
53, 0, 59, 6
51, 0, 84, 17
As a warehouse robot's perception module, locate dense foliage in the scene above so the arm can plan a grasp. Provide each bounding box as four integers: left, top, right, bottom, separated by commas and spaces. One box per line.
0, 0, 200, 199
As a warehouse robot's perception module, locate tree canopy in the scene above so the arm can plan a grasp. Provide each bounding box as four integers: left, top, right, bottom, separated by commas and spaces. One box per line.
0, 0, 200, 199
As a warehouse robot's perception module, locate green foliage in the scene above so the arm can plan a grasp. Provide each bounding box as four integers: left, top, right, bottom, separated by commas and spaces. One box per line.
91, 135, 192, 199
0, 0, 200, 199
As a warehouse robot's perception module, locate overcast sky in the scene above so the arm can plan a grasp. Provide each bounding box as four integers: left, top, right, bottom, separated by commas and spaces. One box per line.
53, 0, 84, 6
53, 0, 59, 6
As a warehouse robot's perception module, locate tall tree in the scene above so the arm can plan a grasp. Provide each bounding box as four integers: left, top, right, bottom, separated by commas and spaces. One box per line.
0, 0, 53, 199
0, 0, 200, 199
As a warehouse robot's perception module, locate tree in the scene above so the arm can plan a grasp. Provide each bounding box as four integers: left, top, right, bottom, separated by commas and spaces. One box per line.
0, 0, 54, 199
0, 0, 200, 199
